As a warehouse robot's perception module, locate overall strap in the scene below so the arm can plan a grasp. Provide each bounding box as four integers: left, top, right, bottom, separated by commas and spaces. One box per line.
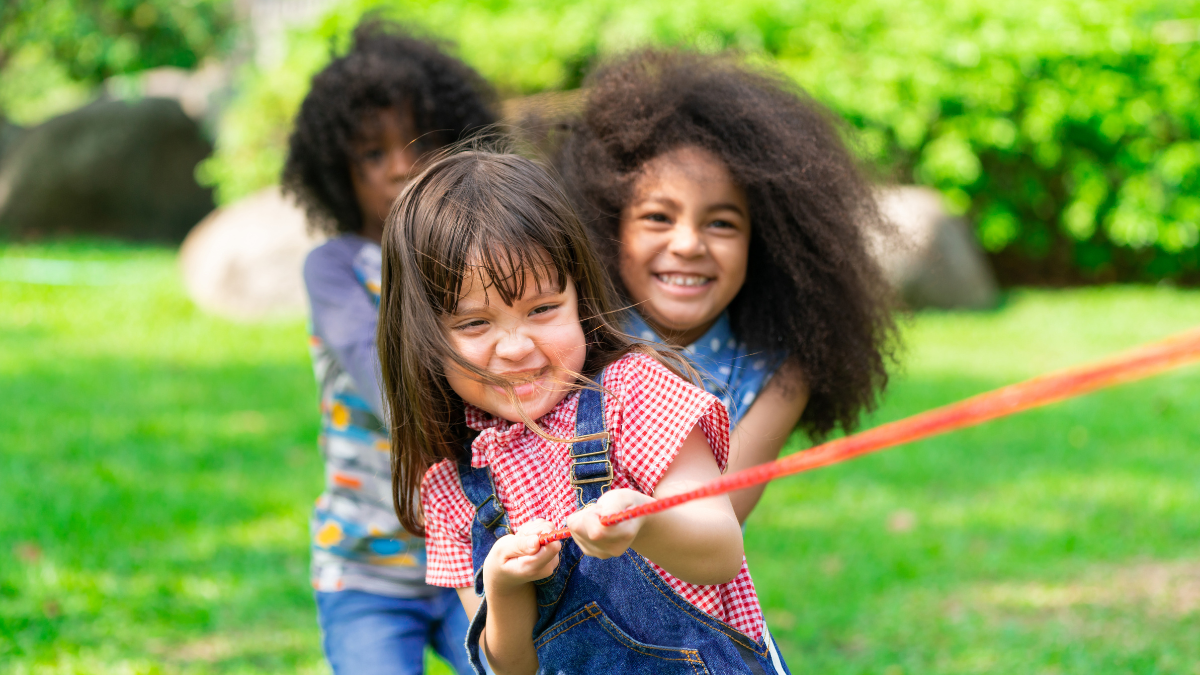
570, 373, 613, 508
456, 443, 510, 598
457, 461, 510, 537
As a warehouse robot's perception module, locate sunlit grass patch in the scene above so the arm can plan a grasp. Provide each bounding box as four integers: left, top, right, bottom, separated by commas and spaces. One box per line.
3, 242, 1199, 674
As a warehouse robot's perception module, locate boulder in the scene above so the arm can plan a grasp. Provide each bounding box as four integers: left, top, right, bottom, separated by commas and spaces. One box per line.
873, 186, 1000, 310
0, 116, 23, 163
0, 98, 213, 242
105, 61, 232, 125
179, 186, 325, 321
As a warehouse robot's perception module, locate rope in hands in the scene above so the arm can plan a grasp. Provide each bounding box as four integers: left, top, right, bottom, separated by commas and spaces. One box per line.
539, 326, 1200, 546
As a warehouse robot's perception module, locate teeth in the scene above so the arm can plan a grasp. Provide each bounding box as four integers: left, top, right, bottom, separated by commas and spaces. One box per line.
656, 274, 711, 287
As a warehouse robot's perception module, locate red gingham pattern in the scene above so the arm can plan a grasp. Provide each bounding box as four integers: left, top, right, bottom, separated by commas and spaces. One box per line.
421, 352, 764, 639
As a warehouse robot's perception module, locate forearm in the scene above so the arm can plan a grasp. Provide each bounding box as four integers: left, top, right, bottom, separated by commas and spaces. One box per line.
482, 582, 540, 675
339, 338, 386, 420
632, 498, 744, 585
304, 245, 388, 421
726, 362, 810, 523
726, 428, 783, 522
729, 484, 770, 525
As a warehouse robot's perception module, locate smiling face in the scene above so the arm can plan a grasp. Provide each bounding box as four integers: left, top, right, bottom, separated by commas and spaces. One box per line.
618, 145, 751, 347
441, 263, 588, 423
349, 107, 422, 242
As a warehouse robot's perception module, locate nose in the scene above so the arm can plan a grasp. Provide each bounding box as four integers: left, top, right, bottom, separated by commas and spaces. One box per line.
666, 221, 706, 259
387, 147, 417, 183
494, 327, 535, 363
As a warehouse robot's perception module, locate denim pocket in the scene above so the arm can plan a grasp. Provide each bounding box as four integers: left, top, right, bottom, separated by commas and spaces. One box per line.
534, 602, 711, 674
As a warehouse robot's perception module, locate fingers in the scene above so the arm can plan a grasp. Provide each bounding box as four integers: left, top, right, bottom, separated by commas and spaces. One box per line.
484, 530, 561, 592
500, 530, 560, 560
514, 518, 554, 537
567, 503, 640, 559
594, 488, 655, 518
502, 534, 560, 580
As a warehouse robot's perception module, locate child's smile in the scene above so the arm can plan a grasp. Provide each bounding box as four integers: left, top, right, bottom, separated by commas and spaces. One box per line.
442, 264, 588, 423
618, 145, 751, 346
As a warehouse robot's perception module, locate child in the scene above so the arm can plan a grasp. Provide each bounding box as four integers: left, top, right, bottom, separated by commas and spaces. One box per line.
281, 18, 496, 675
377, 150, 789, 675
556, 49, 898, 522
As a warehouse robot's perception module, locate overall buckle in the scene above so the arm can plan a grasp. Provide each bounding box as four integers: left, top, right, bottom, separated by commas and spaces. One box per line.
570, 432, 612, 504
474, 494, 507, 531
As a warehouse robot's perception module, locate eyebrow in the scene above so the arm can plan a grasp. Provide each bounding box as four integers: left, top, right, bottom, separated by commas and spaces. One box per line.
707, 202, 746, 217
524, 288, 563, 302
449, 287, 562, 314
635, 194, 746, 217
633, 194, 679, 209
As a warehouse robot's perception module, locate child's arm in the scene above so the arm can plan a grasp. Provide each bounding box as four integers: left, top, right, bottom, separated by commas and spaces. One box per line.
304, 243, 387, 419
566, 424, 745, 586
726, 360, 810, 523
475, 520, 561, 675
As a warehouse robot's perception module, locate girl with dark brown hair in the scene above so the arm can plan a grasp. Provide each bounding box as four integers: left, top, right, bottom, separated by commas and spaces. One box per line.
378, 150, 790, 674
556, 49, 899, 523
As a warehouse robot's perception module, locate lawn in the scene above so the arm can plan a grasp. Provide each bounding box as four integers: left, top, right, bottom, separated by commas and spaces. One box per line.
2, 242, 1198, 674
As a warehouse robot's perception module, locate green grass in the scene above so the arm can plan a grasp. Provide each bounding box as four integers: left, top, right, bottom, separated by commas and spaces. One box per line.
2, 242, 1199, 674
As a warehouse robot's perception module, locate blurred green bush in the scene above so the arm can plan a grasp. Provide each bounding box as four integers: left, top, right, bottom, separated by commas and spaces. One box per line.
200, 0, 1200, 283
0, 0, 236, 125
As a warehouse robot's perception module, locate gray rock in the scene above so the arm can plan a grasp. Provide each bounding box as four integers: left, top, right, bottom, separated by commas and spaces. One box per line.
0, 98, 214, 242
179, 186, 325, 321
105, 62, 233, 128
0, 116, 23, 164
873, 186, 999, 310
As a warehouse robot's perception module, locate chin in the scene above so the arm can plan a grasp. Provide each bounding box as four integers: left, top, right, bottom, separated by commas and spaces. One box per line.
498, 395, 559, 424
651, 309, 712, 332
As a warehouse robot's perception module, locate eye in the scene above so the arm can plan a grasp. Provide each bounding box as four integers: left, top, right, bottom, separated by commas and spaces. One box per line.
708, 218, 746, 234
530, 303, 560, 317
359, 148, 385, 163
453, 318, 488, 331
643, 212, 670, 224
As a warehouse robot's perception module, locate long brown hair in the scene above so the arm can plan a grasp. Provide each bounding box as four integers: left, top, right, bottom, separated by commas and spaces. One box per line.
379, 150, 647, 536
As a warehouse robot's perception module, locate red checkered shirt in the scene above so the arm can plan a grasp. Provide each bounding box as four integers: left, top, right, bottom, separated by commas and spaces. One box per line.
421, 352, 765, 639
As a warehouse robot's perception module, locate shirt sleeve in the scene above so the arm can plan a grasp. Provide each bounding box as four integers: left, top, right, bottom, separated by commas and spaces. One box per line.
421, 461, 477, 588
607, 353, 731, 496
303, 240, 386, 420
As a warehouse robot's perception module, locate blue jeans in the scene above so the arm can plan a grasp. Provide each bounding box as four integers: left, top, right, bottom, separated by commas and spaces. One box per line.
316, 587, 473, 675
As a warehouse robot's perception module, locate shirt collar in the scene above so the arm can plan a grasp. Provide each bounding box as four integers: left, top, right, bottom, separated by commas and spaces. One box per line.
464, 404, 506, 431
463, 394, 580, 468
624, 309, 734, 354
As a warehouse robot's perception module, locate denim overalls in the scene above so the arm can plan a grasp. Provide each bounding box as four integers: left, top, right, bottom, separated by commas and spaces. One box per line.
456, 376, 790, 675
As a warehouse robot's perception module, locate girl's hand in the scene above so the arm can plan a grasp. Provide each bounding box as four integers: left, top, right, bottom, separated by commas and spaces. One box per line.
566, 488, 655, 559
483, 519, 561, 594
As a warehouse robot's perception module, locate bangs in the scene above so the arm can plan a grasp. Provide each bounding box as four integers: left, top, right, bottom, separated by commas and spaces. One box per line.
410, 156, 578, 315
456, 238, 568, 312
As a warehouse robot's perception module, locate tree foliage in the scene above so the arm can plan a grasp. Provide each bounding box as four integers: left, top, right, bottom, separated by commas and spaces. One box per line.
0, 0, 236, 82
0, 0, 236, 123
203, 0, 1200, 282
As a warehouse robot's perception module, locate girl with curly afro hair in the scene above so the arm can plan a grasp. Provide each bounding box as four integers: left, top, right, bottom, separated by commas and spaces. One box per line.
556, 49, 899, 524
282, 18, 495, 675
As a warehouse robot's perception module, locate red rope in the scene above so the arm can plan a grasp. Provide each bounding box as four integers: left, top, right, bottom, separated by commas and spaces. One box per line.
538, 327, 1200, 546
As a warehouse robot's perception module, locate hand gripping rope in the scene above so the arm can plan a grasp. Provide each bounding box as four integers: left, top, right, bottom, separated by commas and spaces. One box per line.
539, 326, 1200, 546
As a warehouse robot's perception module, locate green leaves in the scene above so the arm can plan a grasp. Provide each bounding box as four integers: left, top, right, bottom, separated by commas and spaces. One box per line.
0, 0, 235, 84
200, 0, 1200, 280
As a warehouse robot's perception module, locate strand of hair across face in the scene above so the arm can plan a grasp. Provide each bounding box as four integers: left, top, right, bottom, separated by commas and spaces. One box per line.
538, 326, 1200, 546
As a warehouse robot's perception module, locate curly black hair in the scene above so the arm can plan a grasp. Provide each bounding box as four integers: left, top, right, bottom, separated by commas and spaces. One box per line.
282, 18, 498, 234
556, 49, 899, 440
